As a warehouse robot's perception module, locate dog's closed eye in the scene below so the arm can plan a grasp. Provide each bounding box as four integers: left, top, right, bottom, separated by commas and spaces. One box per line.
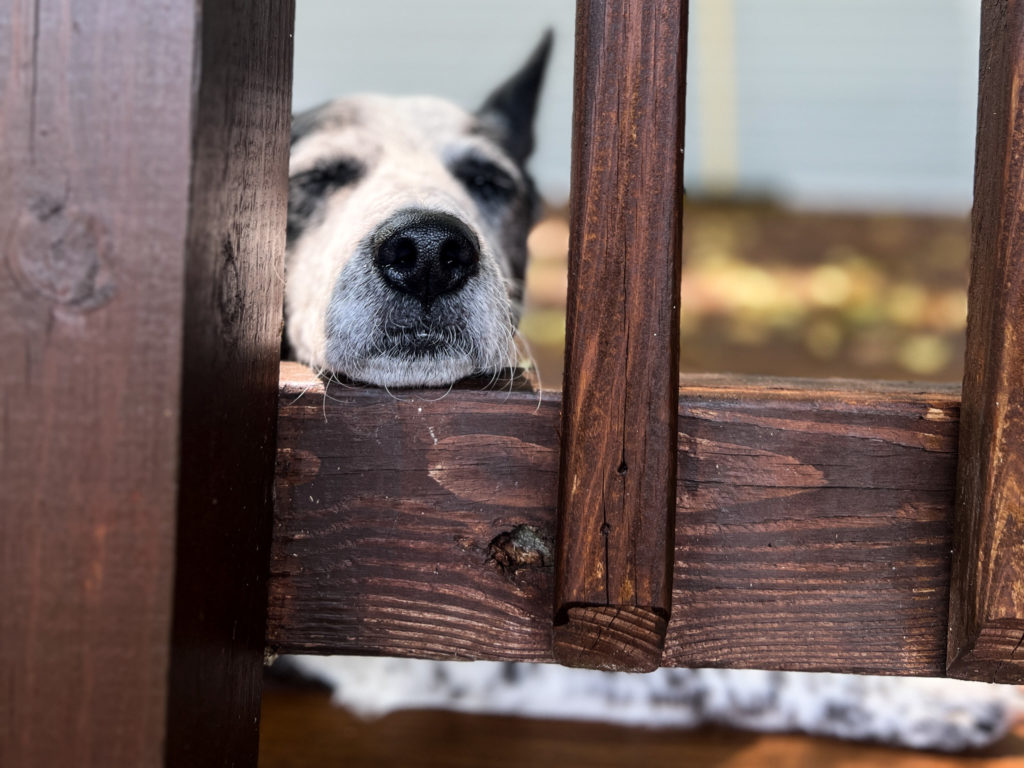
288, 158, 364, 242
291, 158, 364, 196
451, 157, 517, 205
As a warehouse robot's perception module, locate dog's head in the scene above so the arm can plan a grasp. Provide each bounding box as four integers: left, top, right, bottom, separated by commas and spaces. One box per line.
285, 33, 551, 387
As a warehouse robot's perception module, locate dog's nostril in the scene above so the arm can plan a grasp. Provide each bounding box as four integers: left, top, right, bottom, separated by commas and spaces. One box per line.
439, 237, 476, 270
374, 214, 480, 303
379, 236, 418, 271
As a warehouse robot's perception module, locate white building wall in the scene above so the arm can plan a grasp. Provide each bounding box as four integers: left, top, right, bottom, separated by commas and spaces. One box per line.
292, 0, 981, 213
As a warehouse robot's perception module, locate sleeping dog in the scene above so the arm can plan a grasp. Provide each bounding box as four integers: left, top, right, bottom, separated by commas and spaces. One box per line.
280, 34, 1023, 751
284, 34, 550, 387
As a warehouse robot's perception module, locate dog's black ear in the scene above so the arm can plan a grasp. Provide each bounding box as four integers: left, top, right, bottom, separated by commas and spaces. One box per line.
477, 29, 553, 164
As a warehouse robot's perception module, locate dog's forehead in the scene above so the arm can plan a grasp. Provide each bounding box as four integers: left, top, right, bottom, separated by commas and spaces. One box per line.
380, 95, 474, 137
292, 95, 491, 166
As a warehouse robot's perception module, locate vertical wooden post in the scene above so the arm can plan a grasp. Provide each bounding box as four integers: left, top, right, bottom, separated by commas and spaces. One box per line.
0, 2, 294, 767
948, 0, 1024, 684
166, 3, 294, 764
554, 0, 688, 672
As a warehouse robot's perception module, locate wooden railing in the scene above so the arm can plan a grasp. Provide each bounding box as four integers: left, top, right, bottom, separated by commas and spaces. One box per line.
269, 364, 960, 677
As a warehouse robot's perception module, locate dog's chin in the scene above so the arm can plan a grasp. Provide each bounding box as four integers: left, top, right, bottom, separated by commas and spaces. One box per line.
320, 296, 520, 388
338, 354, 485, 388
326, 331, 517, 387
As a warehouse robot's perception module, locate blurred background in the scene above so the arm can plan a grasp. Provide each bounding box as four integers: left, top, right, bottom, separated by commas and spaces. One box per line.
266, 2, 1023, 766
292, 0, 979, 387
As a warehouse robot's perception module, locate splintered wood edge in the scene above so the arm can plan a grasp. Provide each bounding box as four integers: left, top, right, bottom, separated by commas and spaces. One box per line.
552, 605, 668, 672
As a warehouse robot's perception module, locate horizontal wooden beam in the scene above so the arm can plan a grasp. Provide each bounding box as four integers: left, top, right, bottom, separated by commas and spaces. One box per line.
268, 363, 960, 677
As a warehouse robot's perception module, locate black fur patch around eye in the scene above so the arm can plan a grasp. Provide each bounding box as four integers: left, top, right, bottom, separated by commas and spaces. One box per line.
451, 157, 518, 206
287, 159, 364, 242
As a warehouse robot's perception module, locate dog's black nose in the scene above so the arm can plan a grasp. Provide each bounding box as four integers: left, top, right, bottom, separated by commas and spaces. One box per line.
374, 214, 480, 303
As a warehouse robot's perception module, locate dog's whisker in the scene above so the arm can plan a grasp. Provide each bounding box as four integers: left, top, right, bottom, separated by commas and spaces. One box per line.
381, 381, 414, 403
307, 363, 332, 422
286, 368, 325, 406
271, 253, 287, 288
511, 328, 544, 413
306, 364, 360, 417
416, 380, 455, 403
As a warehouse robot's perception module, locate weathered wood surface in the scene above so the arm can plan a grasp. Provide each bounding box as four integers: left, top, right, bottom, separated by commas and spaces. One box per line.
269, 365, 960, 676
948, 0, 1024, 685
555, 0, 688, 672
0, 2, 293, 766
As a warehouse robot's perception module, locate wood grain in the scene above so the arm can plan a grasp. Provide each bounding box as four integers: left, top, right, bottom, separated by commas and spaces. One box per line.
269, 364, 559, 660
0, 4, 195, 766
669, 377, 959, 675
268, 365, 960, 677
555, 0, 688, 672
0, 2, 293, 766
166, 2, 294, 766
947, 0, 1024, 684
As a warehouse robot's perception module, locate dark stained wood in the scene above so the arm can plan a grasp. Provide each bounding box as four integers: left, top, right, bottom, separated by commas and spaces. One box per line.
668, 377, 958, 675
948, 0, 1024, 685
0, 4, 194, 766
0, 2, 293, 766
269, 364, 559, 660
268, 365, 960, 677
166, 2, 294, 766
555, 0, 688, 672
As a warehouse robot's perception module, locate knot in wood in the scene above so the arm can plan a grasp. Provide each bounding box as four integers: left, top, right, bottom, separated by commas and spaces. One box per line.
487, 525, 552, 575
8, 198, 116, 312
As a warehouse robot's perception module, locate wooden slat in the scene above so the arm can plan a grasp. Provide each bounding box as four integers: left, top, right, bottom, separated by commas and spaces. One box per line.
947, 0, 1024, 684
165, 2, 294, 766
0, 2, 293, 766
0, 4, 193, 765
555, 0, 688, 673
268, 365, 959, 677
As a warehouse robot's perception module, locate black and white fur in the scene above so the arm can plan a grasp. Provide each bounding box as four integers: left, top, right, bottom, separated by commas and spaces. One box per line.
284, 34, 550, 387
282, 35, 1023, 752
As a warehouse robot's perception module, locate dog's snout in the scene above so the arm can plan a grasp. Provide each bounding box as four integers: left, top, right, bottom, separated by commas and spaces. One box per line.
374, 214, 479, 303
